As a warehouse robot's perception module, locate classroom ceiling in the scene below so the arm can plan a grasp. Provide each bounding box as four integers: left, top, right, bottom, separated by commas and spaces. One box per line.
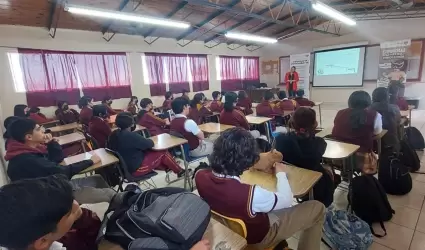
1, 0, 425, 50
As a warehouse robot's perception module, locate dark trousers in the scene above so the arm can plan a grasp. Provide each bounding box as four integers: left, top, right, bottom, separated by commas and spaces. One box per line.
288, 89, 296, 98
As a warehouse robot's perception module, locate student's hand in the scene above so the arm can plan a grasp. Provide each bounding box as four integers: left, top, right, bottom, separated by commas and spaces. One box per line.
240, 107, 245, 110
43, 134, 54, 143
274, 162, 288, 173
190, 240, 210, 250
90, 154, 101, 164
165, 119, 170, 125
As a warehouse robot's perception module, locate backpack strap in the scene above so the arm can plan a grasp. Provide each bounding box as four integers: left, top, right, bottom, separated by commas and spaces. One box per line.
370, 221, 387, 238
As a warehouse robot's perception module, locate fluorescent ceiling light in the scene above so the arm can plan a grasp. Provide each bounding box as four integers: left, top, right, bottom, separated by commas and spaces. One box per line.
65, 4, 190, 29
225, 32, 278, 44
312, 1, 356, 26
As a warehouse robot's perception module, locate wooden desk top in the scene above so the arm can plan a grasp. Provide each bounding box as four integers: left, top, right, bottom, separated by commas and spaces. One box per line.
246, 115, 272, 124
150, 133, 188, 151
56, 132, 85, 146
240, 166, 322, 198
198, 123, 234, 134
112, 124, 146, 132
400, 110, 410, 117
314, 101, 323, 106
62, 148, 118, 174
323, 139, 359, 159
316, 128, 387, 140
49, 123, 81, 133
373, 129, 388, 140
41, 120, 60, 127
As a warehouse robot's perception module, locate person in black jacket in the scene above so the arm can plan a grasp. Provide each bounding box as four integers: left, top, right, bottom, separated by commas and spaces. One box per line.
275, 107, 335, 207
4, 118, 116, 204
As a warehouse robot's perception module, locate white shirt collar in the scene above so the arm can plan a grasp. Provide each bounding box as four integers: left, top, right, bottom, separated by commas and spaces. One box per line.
175, 114, 187, 118
212, 171, 241, 182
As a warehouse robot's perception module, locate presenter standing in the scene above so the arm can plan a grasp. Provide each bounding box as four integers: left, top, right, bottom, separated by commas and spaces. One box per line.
285, 66, 299, 98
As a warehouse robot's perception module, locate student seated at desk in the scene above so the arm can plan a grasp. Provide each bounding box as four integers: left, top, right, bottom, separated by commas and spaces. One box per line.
127, 96, 139, 116
188, 93, 213, 125
389, 84, 409, 111
181, 89, 191, 101
220, 92, 264, 139
275, 107, 335, 207
108, 112, 187, 177
138, 98, 170, 136
14, 104, 30, 118
171, 97, 213, 157
28, 107, 54, 124
371, 87, 401, 152
236, 90, 254, 115
277, 91, 298, 111
210, 91, 224, 112
163, 91, 174, 111
55, 101, 80, 125
88, 105, 112, 148
4, 118, 115, 204
195, 128, 326, 249
102, 96, 118, 116
294, 89, 315, 107
78, 96, 93, 126
3, 116, 20, 149
256, 91, 288, 134
332, 91, 383, 174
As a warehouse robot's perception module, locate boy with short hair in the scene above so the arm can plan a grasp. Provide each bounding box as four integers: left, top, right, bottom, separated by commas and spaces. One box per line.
277, 91, 299, 111
88, 104, 112, 148
138, 98, 170, 136
256, 91, 288, 134
294, 89, 315, 107
210, 91, 223, 112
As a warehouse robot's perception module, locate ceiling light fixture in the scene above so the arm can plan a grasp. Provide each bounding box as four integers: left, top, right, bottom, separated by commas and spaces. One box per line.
311, 1, 356, 26
64, 4, 191, 29
225, 32, 278, 44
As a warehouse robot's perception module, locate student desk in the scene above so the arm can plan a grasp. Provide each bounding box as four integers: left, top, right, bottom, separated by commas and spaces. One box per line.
49, 123, 81, 136
149, 133, 191, 189
198, 123, 234, 134
112, 125, 148, 137
56, 132, 87, 152
240, 166, 322, 199
246, 115, 273, 142
322, 139, 360, 160
41, 119, 60, 128
62, 148, 119, 174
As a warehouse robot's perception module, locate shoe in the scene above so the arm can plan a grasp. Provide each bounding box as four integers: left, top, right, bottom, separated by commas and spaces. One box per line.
177, 169, 193, 178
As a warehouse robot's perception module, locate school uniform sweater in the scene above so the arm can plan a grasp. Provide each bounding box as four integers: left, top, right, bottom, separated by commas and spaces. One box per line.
79, 107, 93, 126
237, 98, 254, 115
220, 109, 250, 130
29, 113, 53, 124
295, 97, 315, 107
138, 110, 168, 136
88, 116, 112, 148
210, 100, 224, 112
55, 109, 80, 124
170, 116, 200, 150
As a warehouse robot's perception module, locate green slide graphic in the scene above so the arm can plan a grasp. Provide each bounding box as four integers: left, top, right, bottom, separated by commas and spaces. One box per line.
315, 48, 360, 76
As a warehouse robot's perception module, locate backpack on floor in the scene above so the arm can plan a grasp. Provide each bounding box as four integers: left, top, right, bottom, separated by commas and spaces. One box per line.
322, 207, 373, 250
349, 175, 395, 237
400, 136, 421, 172
405, 127, 425, 150
378, 151, 412, 195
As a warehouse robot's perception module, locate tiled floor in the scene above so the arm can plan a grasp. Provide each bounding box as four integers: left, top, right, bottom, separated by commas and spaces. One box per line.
85, 103, 425, 250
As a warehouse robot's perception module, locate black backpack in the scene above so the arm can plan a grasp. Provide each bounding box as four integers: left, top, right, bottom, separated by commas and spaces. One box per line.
378, 151, 412, 195
405, 127, 425, 150
400, 136, 421, 172
349, 175, 395, 237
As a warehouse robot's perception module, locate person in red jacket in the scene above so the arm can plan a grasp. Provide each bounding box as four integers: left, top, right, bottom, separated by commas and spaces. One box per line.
55, 101, 80, 125
88, 105, 112, 148
162, 91, 174, 111
236, 90, 254, 115
210, 91, 224, 112
295, 89, 315, 107
138, 98, 170, 136
28, 107, 54, 124
256, 91, 288, 134
285, 66, 299, 98
78, 96, 93, 126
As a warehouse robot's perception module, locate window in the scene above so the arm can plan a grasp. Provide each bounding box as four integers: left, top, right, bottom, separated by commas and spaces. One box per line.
217, 56, 260, 91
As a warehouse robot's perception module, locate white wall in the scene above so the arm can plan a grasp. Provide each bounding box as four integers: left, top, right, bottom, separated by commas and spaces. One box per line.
0, 25, 266, 120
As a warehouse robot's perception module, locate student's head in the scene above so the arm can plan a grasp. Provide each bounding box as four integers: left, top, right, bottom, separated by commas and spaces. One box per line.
3, 116, 20, 139
347, 91, 372, 130
171, 97, 190, 116
199, 93, 206, 102
92, 104, 108, 119
291, 66, 296, 72
191, 93, 204, 108
277, 91, 287, 100
129, 96, 138, 105
388, 84, 400, 104
107, 112, 136, 150
140, 98, 153, 111
212, 91, 221, 101
0, 175, 81, 250
102, 96, 113, 105
296, 89, 305, 98
290, 107, 317, 135
165, 91, 174, 100
29, 107, 41, 114
9, 118, 45, 144
238, 90, 247, 100
264, 91, 275, 101
14, 104, 29, 117
57, 101, 69, 111
223, 92, 238, 112
209, 128, 260, 176
372, 87, 389, 104
182, 90, 189, 97
78, 96, 92, 109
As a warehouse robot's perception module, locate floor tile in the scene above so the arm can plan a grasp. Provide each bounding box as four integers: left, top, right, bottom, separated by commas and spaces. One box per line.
372, 222, 414, 250
369, 242, 393, 250
411, 180, 425, 196
388, 192, 424, 211
390, 205, 420, 229
409, 230, 425, 250
410, 172, 425, 183
416, 211, 425, 234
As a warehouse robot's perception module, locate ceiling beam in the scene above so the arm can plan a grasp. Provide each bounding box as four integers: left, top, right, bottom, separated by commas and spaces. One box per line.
176, 0, 241, 41
203, 0, 286, 43
143, 2, 188, 37
101, 0, 131, 34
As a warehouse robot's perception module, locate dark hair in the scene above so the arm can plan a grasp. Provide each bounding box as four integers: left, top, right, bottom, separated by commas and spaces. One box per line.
277, 91, 287, 100
102, 96, 112, 104
347, 91, 372, 130
372, 87, 389, 103
291, 66, 296, 70
171, 97, 190, 114
14, 104, 28, 117
29, 107, 40, 114
209, 128, 260, 176
3, 116, 20, 140
190, 93, 204, 108
57, 101, 67, 109
264, 91, 275, 101
212, 91, 221, 100
78, 96, 91, 109
296, 89, 305, 97
238, 91, 247, 100
140, 98, 153, 109
165, 91, 173, 100
0, 175, 73, 249
182, 90, 189, 95
223, 92, 237, 112
388, 84, 399, 104
9, 118, 37, 143
92, 104, 108, 118
290, 107, 317, 134
129, 96, 138, 105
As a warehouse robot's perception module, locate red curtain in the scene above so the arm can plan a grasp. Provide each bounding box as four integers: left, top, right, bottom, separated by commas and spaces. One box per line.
164, 54, 190, 94
18, 49, 80, 107
73, 52, 132, 100
242, 57, 260, 87
189, 54, 209, 92
145, 53, 166, 96
219, 56, 243, 91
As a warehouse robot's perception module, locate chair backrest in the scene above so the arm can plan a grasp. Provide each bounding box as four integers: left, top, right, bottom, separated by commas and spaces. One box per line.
104, 148, 138, 183
211, 211, 247, 239
84, 132, 99, 150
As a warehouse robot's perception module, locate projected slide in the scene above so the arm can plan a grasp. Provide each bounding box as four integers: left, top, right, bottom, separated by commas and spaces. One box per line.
315, 48, 360, 76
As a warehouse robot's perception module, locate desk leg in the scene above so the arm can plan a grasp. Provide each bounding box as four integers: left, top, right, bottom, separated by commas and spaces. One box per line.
141, 129, 147, 138
81, 141, 86, 153
377, 138, 382, 159
319, 104, 322, 128
308, 189, 314, 200
409, 109, 412, 127
265, 122, 271, 143
348, 155, 356, 214
180, 145, 189, 190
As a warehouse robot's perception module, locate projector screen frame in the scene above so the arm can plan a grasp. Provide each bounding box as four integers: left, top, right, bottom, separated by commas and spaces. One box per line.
312, 45, 367, 88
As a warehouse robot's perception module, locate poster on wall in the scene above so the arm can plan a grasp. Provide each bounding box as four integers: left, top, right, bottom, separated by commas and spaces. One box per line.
377, 39, 411, 90
290, 53, 310, 98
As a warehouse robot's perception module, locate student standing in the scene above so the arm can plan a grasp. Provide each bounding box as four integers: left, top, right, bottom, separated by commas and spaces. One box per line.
88, 105, 112, 148
138, 98, 170, 136
256, 91, 288, 134
236, 90, 254, 115
102, 96, 118, 115
78, 96, 93, 126
285, 66, 299, 98
170, 97, 213, 157
195, 128, 325, 249
55, 101, 80, 124
127, 96, 139, 115
294, 89, 315, 107
210, 91, 224, 112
